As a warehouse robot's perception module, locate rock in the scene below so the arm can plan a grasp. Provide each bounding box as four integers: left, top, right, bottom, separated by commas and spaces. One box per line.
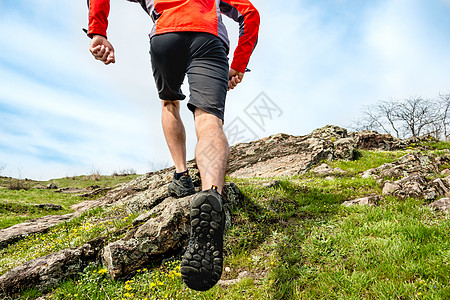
430, 198, 450, 213
441, 169, 450, 176
102, 182, 242, 280
33, 203, 63, 210
227, 126, 356, 178
334, 137, 359, 160
4, 126, 445, 293
102, 196, 191, 280
393, 174, 428, 199
0, 214, 74, 250
56, 187, 84, 194
350, 131, 405, 150
311, 164, 346, 176
32, 184, 47, 189
222, 182, 242, 230
431, 177, 450, 197
310, 125, 348, 140
361, 168, 378, 179
79, 187, 111, 198
382, 182, 400, 195
361, 153, 448, 180
342, 195, 380, 207
46, 183, 58, 190
218, 271, 264, 287
261, 180, 282, 188
0, 237, 105, 297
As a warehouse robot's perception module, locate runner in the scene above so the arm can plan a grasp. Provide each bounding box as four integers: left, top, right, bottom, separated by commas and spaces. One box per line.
87, 0, 259, 291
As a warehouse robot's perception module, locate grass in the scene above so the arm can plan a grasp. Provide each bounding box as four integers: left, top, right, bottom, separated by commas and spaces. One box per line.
328, 149, 409, 175
1, 149, 449, 299
0, 174, 139, 229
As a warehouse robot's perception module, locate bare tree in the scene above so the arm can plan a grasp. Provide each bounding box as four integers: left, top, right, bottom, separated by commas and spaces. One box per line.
393, 97, 439, 138
439, 93, 450, 140
353, 94, 449, 140
355, 100, 401, 138
0, 164, 5, 176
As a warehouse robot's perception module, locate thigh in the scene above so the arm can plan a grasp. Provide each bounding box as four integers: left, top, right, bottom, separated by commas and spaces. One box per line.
150, 33, 188, 101
185, 33, 229, 121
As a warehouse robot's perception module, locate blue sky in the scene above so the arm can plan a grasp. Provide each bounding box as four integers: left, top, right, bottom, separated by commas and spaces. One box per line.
0, 0, 449, 180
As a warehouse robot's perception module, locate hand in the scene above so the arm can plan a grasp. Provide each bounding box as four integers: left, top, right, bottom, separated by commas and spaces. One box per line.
89, 35, 115, 65
228, 68, 244, 91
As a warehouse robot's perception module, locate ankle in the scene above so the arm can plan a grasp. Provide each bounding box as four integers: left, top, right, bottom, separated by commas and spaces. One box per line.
174, 170, 189, 180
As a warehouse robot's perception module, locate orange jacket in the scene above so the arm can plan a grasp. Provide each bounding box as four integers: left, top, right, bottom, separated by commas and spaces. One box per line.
88, 0, 260, 73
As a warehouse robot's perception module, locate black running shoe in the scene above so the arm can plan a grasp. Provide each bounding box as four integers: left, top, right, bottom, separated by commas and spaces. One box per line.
168, 173, 195, 198
180, 186, 224, 291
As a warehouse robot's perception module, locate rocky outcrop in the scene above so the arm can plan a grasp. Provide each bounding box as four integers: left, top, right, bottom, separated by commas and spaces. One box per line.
382, 174, 450, 201
227, 126, 361, 178
362, 153, 448, 181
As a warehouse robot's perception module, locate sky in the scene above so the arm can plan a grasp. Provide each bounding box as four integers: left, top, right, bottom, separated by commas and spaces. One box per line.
0, 0, 450, 180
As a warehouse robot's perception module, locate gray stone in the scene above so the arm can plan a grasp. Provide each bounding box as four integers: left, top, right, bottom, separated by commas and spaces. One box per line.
46, 183, 58, 190
261, 180, 282, 188
342, 195, 380, 207
311, 125, 348, 140
430, 198, 450, 213
102, 196, 191, 280
311, 164, 346, 176
33, 203, 62, 210
333, 137, 359, 160
382, 182, 400, 195
441, 169, 450, 176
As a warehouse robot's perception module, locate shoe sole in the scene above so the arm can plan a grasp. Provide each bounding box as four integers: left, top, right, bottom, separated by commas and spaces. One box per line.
180, 191, 224, 291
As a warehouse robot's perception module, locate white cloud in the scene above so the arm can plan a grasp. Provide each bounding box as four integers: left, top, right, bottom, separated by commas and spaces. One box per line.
364, 0, 450, 98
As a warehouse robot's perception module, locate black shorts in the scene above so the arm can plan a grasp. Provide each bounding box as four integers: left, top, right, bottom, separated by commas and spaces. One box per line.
150, 32, 229, 121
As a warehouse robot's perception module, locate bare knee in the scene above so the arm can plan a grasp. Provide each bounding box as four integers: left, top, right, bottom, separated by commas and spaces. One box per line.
194, 109, 224, 137
162, 100, 180, 112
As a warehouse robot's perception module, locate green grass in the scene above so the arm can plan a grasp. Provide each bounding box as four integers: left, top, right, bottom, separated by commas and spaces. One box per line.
0, 174, 139, 229
328, 149, 409, 175
1, 148, 449, 299
418, 140, 450, 151
43, 174, 140, 189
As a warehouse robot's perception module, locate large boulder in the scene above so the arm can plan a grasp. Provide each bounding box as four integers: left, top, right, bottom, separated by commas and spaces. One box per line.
102, 196, 191, 280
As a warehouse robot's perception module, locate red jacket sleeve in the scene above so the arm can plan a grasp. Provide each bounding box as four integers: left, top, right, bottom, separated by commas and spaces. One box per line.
220, 0, 260, 73
88, 0, 110, 38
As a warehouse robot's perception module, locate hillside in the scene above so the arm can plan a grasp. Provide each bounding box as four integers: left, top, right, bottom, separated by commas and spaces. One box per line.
0, 125, 449, 299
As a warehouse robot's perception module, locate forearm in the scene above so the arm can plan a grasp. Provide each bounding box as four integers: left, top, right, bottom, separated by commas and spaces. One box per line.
88, 0, 110, 38
221, 0, 260, 73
